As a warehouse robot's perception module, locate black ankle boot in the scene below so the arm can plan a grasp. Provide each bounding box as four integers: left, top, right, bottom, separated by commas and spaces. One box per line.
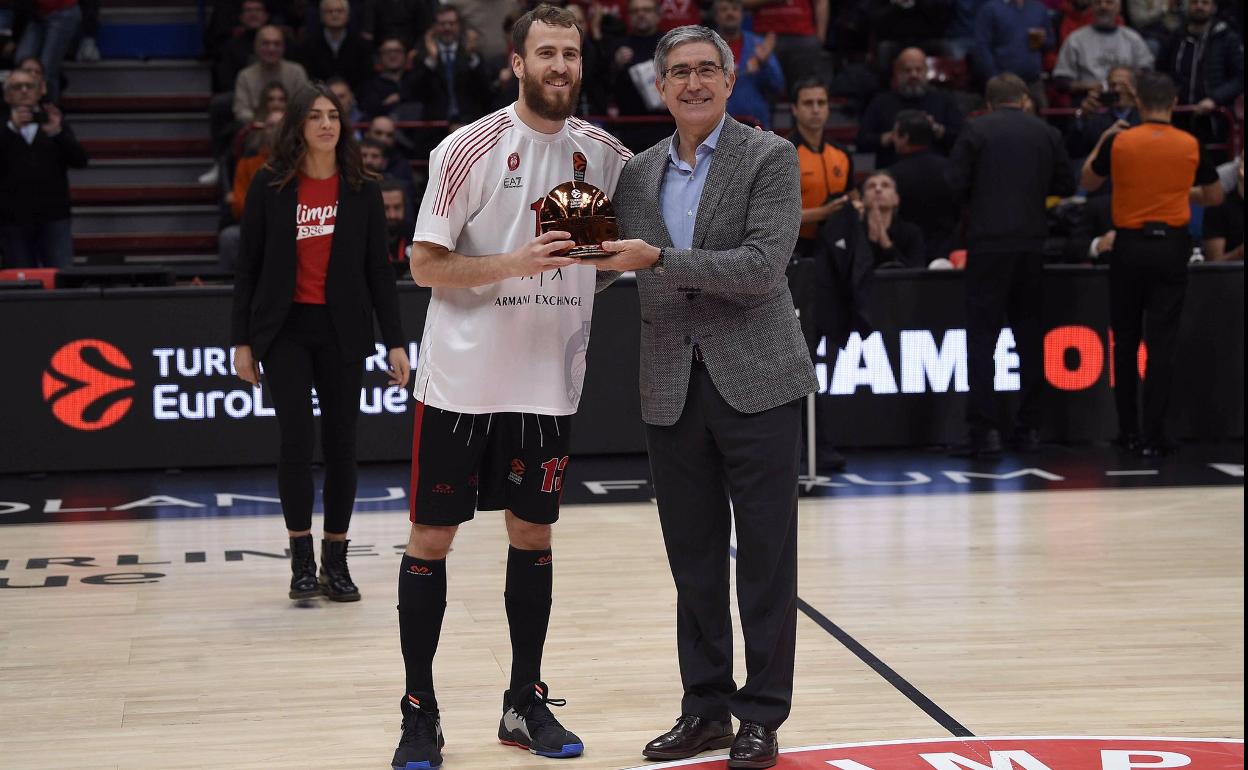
289, 534, 319, 600
319, 539, 361, 602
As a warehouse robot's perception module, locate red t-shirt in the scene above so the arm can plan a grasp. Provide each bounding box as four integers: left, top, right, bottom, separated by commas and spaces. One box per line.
293, 174, 339, 304
658, 0, 702, 31
753, 0, 816, 37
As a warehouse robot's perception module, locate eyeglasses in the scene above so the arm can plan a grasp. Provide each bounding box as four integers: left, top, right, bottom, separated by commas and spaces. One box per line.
5, 82, 36, 91
663, 64, 725, 83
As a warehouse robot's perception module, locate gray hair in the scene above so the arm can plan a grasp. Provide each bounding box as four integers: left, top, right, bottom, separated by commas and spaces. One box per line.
654, 25, 735, 80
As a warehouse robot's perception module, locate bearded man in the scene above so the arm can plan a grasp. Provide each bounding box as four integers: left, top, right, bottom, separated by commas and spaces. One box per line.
856, 46, 964, 168
388, 5, 632, 769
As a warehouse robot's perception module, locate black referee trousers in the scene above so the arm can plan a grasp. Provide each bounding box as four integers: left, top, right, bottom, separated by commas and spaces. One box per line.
1109, 230, 1190, 444
645, 360, 802, 730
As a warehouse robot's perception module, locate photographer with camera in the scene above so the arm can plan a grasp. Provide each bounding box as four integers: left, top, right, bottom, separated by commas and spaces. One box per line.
1, 67, 88, 268
1067, 65, 1141, 173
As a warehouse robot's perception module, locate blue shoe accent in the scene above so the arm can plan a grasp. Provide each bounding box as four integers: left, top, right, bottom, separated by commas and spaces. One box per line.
534, 741, 584, 758
395, 761, 439, 769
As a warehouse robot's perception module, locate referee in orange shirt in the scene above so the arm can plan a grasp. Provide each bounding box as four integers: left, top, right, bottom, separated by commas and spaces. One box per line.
1081, 70, 1224, 457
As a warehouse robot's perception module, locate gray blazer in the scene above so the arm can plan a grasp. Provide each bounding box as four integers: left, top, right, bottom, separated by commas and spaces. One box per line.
612, 116, 817, 426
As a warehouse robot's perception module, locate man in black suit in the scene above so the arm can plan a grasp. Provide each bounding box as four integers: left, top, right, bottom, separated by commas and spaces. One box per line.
295, 0, 375, 92
0, 69, 88, 268
417, 3, 491, 124
889, 108, 959, 264
947, 73, 1075, 456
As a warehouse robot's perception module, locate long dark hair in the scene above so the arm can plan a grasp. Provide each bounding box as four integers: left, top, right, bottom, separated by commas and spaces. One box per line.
266, 82, 372, 190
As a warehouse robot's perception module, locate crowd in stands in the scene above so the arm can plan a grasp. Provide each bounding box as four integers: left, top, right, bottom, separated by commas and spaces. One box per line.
0, 0, 1242, 273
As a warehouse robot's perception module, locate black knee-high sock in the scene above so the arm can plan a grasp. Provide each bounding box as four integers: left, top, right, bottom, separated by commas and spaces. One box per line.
505, 546, 553, 693
398, 554, 447, 698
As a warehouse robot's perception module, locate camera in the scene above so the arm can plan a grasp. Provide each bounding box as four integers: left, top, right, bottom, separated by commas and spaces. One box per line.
1097, 90, 1120, 107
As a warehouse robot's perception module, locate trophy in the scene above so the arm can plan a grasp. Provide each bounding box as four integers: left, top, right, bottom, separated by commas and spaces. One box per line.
538, 180, 618, 258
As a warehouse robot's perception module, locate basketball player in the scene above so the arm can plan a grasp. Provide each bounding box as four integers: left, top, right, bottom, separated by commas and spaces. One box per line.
390, 5, 631, 769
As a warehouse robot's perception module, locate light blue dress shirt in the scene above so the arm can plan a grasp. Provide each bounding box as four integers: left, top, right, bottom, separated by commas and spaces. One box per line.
661, 115, 727, 250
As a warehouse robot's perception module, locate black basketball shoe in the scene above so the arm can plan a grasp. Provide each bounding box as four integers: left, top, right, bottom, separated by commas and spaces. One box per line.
498, 681, 584, 758
392, 693, 444, 769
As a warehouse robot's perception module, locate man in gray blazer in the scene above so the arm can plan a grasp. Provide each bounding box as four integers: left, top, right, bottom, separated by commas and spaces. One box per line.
592, 24, 817, 770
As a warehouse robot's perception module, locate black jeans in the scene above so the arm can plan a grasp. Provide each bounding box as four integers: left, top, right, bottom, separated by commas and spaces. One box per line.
261, 303, 365, 534
1109, 230, 1190, 444
965, 250, 1045, 433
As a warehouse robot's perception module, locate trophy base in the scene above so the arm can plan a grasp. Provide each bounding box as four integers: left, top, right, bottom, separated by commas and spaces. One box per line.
566, 245, 611, 258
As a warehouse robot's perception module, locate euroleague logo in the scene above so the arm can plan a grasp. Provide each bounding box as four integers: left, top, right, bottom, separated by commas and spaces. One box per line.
42, 339, 136, 431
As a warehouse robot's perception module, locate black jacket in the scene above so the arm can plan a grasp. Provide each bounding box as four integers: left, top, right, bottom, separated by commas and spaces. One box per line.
856, 88, 964, 168
946, 106, 1075, 255
1158, 19, 1245, 107
813, 205, 876, 352
230, 167, 405, 361
889, 149, 960, 262
417, 43, 492, 123
0, 121, 88, 224
295, 31, 376, 92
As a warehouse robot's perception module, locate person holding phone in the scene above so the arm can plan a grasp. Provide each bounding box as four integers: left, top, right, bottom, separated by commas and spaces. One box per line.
1066, 65, 1141, 168
231, 82, 410, 603
0, 68, 87, 269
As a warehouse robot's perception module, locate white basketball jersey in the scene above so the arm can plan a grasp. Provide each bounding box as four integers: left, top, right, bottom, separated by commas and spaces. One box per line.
411, 104, 631, 415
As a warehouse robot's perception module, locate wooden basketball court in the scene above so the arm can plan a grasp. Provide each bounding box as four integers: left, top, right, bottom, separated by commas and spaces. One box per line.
0, 481, 1242, 769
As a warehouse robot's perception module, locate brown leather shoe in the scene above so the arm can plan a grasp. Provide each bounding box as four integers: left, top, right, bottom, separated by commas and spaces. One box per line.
642, 714, 733, 760
727, 721, 778, 769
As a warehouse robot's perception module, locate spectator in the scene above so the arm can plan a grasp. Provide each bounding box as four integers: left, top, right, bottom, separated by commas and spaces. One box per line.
858, 170, 926, 268
1053, 0, 1154, 97
359, 36, 437, 118
219, 108, 284, 269
417, 3, 491, 124
455, 0, 519, 61
563, 3, 610, 113
1066, 64, 1140, 165
233, 25, 309, 124
364, 114, 422, 208
945, 0, 991, 58
657, 0, 704, 30
1059, 192, 1115, 262
1080, 71, 1223, 455
946, 73, 1075, 456
857, 46, 965, 168
1202, 153, 1243, 261
326, 76, 365, 132
745, 0, 830, 85
360, 134, 417, 206
12, 0, 79, 102
608, 0, 664, 116
789, 78, 853, 254
214, 0, 270, 93
714, 0, 784, 128
296, 0, 375, 92
972, 0, 1051, 102
15, 56, 51, 104
0, 69, 87, 268
232, 80, 288, 161
361, 0, 435, 49
869, 0, 953, 70
1125, 0, 1183, 52
379, 177, 412, 275
1157, 0, 1244, 148
889, 108, 959, 263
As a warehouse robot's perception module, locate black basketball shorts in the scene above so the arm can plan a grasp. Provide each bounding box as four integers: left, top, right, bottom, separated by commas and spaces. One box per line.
408, 402, 573, 526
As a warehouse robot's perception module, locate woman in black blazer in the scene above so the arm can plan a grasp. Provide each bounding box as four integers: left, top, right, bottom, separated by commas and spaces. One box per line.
231, 83, 410, 603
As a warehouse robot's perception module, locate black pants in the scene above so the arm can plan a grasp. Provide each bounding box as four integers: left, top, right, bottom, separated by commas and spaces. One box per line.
645, 362, 802, 730
261, 304, 365, 534
1109, 231, 1190, 444
965, 250, 1044, 433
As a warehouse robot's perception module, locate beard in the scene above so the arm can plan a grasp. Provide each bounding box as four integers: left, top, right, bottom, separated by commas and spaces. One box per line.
897, 80, 928, 99
521, 70, 581, 121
